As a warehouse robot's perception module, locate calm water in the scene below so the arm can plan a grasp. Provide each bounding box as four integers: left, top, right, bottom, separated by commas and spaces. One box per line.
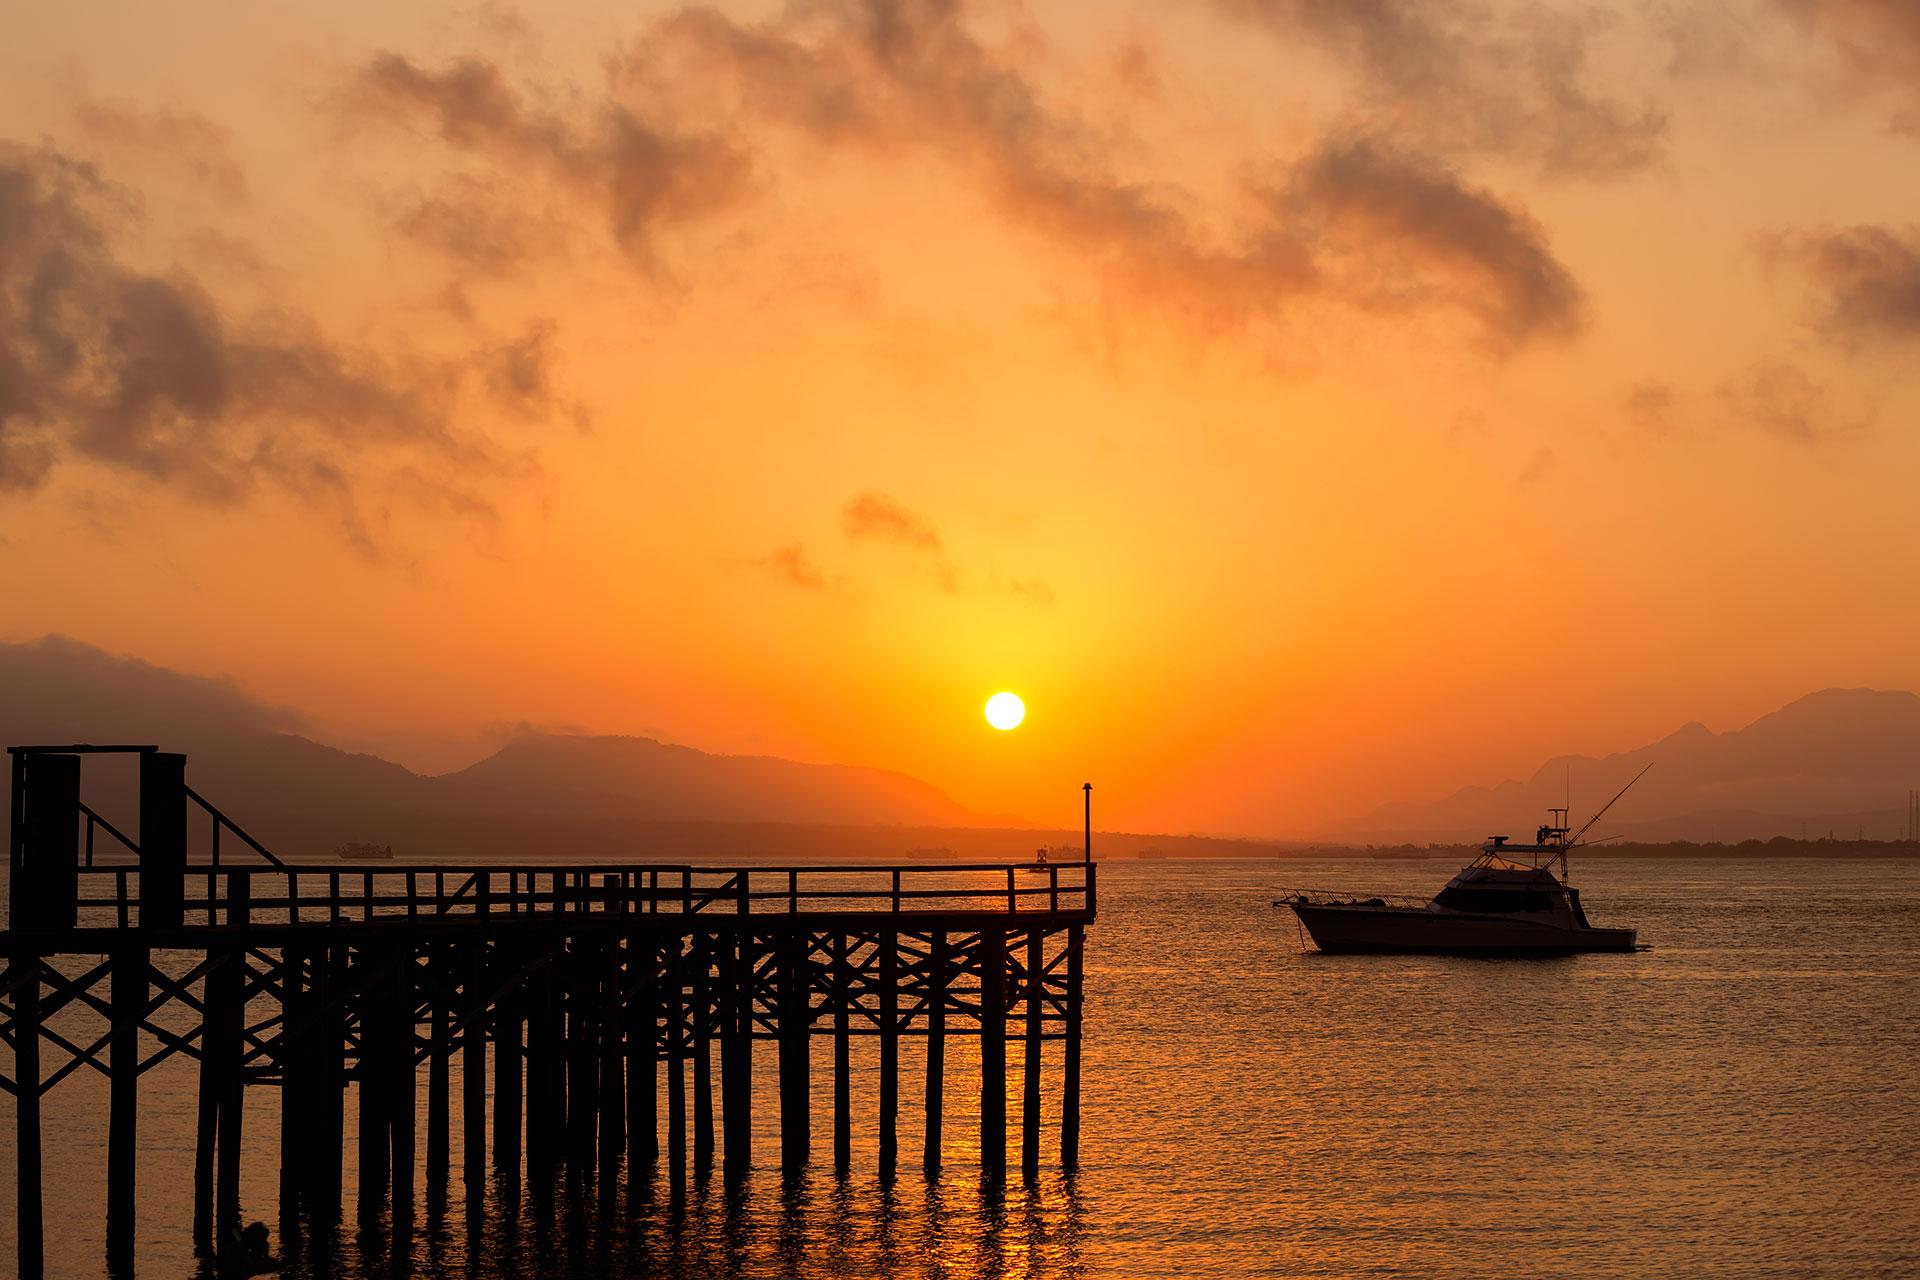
3, 857, 1918, 1278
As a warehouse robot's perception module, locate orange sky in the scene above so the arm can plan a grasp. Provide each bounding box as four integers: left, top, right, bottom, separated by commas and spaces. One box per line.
4, 0, 1920, 835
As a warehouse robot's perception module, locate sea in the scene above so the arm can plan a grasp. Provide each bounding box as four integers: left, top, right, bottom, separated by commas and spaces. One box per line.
2, 856, 1916, 1278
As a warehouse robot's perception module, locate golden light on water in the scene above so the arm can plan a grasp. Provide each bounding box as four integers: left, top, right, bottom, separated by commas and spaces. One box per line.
985, 691, 1026, 731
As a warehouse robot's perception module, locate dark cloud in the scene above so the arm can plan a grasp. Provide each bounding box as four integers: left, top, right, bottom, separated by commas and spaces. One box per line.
351, 53, 750, 267
1218, 0, 1668, 178
70, 94, 249, 201
1767, 225, 1920, 346
648, 1, 1579, 352
1281, 137, 1585, 347
0, 141, 542, 552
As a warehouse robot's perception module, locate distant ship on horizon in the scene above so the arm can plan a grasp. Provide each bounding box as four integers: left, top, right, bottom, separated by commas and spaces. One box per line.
335, 841, 394, 860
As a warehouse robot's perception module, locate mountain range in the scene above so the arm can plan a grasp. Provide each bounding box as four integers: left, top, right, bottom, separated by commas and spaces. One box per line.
1344, 688, 1920, 844
5, 635, 1919, 854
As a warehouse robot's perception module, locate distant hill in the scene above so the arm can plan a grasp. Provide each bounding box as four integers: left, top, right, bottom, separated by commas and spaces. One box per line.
0, 635, 1007, 856
1343, 688, 1920, 843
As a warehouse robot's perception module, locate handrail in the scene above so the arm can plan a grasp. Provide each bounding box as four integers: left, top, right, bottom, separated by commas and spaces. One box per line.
184, 784, 285, 868
77, 801, 141, 867
58, 859, 1097, 926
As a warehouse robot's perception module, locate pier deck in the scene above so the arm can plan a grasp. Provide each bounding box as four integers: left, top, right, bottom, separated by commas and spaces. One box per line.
1, 744, 1094, 1278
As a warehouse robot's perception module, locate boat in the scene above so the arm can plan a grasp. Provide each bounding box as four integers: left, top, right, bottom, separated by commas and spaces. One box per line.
335, 841, 394, 860
1273, 765, 1649, 955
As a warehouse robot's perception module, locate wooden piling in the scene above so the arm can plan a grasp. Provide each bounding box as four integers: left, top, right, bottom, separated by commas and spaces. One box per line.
627, 934, 656, 1168
427, 943, 450, 1213
493, 951, 522, 1186
390, 946, 417, 1222
693, 937, 714, 1176
979, 928, 1007, 1180
107, 944, 145, 1269
357, 948, 390, 1221
565, 940, 599, 1175
833, 932, 851, 1174
319, 944, 347, 1221
599, 928, 624, 1183
1061, 921, 1084, 1169
923, 931, 946, 1173
879, 931, 899, 1180
16, 957, 43, 1279
722, 933, 751, 1179
1022, 929, 1043, 1178
665, 938, 687, 1183
778, 930, 811, 1172
464, 938, 488, 1208
215, 953, 245, 1245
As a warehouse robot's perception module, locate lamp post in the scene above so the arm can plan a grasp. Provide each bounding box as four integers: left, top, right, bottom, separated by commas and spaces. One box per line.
1082, 783, 1092, 863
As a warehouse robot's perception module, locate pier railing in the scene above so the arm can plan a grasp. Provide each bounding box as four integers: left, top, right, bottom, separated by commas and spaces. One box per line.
47, 860, 1097, 933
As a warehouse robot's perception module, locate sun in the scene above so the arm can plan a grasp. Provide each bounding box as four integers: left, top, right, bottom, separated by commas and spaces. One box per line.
985, 691, 1026, 731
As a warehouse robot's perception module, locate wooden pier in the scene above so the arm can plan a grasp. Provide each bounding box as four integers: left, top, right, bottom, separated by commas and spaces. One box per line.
1, 745, 1095, 1277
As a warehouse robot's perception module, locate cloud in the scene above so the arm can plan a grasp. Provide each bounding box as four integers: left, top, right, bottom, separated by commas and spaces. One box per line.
1516, 447, 1557, 485
1281, 137, 1586, 347
1775, 1, 1920, 120
1716, 359, 1849, 442
646, 1, 1579, 353
70, 93, 249, 201
395, 175, 539, 276
1766, 225, 1920, 346
349, 53, 750, 268
842, 490, 941, 549
1217, 0, 1668, 178
1625, 380, 1681, 433
744, 542, 830, 591
0, 141, 543, 552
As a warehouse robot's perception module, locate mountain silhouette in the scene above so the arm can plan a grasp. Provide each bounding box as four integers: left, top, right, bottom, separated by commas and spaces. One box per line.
1345, 688, 1920, 842
0, 635, 1000, 856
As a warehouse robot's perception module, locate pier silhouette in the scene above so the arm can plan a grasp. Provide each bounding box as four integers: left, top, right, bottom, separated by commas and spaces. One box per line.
1, 744, 1094, 1277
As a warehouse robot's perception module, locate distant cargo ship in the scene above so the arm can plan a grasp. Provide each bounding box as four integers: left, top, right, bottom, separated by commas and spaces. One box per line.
335, 841, 394, 860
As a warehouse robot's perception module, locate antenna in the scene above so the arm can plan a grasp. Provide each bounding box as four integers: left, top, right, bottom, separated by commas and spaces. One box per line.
1566, 762, 1653, 849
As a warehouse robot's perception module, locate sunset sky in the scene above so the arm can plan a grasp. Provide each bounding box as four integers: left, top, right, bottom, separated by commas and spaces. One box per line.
4, 0, 1919, 836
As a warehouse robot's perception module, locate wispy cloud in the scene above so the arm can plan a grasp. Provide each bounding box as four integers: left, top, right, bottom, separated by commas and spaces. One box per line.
743, 542, 831, 591
347, 53, 750, 270
1217, 0, 1668, 179
0, 141, 549, 554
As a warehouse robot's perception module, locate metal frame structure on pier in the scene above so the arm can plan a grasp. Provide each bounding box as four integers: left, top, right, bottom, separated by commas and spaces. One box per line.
1, 745, 1095, 1278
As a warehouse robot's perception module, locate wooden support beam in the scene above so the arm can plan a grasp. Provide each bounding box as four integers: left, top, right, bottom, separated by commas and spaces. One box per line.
924, 931, 945, 1174
463, 938, 487, 1211
427, 942, 450, 1215
778, 930, 811, 1173
357, 948, 389, 1222
493, 948, 522, 1188
833, 932, 851, 1174
320, 945, 346, 1222
721, 933, 750, 1180
979, 928, 1007, 1181
665, 938, 686, 1186
1061, 921, 1083, 1170
215, 951, 245, 1246
627, 933, 655, 1169
277, 947, 304, 1237
692, 937, 714, 1177
598, 930, 624, 1184
390, 945, 416, 1223
107, 943, 145, 1271
879, 931, 899, 1181
15, 958, 44, 1280
1022, 930, 1043, 1179
565, 939, 598, 1176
